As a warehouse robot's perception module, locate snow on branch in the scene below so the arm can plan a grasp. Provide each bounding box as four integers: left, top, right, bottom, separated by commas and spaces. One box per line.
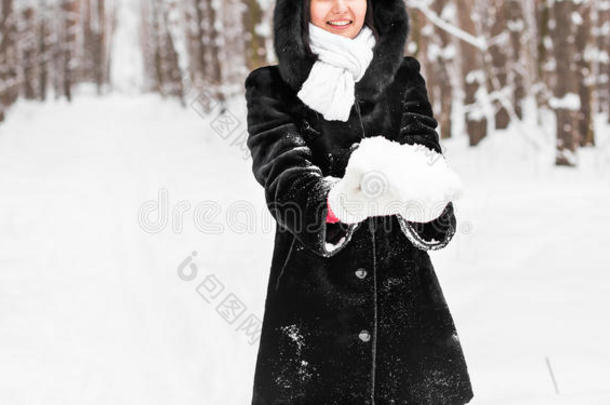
549, 93, 582, 111
407, 0, 487, 50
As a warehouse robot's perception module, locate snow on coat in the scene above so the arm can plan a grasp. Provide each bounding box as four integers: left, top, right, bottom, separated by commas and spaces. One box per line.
244, 0, 474, 403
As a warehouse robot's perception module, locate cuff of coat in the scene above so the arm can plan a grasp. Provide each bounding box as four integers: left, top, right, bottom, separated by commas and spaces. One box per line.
282, 175, 361, 258
395, 201, 457, 251
315, 176, 362, 257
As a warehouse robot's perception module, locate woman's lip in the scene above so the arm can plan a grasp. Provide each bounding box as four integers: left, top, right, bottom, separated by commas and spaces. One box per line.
326, 20, 352, 30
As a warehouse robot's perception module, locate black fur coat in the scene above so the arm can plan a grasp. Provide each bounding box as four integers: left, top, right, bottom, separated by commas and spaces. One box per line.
244, 0, 473, 403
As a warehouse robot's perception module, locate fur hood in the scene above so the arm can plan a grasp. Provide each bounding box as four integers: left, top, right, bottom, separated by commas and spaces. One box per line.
273, 0, 410, 103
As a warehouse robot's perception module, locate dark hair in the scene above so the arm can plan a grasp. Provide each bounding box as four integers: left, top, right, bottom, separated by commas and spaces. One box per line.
302, 0, 379, 58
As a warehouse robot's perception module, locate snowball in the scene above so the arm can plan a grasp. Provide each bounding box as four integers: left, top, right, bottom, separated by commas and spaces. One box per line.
344, 135, 463, 222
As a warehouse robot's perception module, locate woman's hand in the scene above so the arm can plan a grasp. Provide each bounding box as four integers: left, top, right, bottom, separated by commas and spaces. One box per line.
391, 142, 463, 223
327, 162, 403, 224
327, 136, 463, 224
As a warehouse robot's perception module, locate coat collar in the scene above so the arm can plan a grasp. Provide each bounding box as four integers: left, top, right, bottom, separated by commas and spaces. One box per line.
273, 0, 410, 103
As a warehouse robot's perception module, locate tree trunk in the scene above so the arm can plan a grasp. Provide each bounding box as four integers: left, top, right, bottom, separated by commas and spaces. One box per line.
592, 1, 609, 120
94, 0, 107, 93
242, 0, 267, 71
222, 0, 246, 97
61, 0, 79, 102
505, 0, 526, 119
38, 0, 49, 100
425, 0, 456, 140
457, 0, 487, 146
551, 0, 580, 166
535, 0, 553, 112
1, 0, 18, 122
574, 1, 594, 147
21, 7, 37, 99
204, 0, 224, 101
486, 0, 510, 129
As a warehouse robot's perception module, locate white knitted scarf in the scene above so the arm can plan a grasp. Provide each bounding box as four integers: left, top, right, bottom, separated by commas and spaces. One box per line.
297, 22, 376, 122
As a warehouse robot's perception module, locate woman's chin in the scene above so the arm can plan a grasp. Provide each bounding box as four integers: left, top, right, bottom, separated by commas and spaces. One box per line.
326, 27, 357, 38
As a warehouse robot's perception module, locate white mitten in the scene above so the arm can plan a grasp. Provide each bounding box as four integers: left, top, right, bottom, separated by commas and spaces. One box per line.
327, 137, 404, 224
389, 142, 463, 223
328, 136, 462, 224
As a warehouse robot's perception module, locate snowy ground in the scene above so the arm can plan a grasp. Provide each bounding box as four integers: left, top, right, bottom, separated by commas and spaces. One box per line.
1, 87, 609, 404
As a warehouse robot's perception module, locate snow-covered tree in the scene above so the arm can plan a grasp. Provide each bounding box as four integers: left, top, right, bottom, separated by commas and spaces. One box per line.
483, 0, 511, 129
1, 0, 18, 122
550, 0, 581, 166
456, 0, 488, 146
410, 0, 458, 140
0, 0, 608, 166
574, 0, 595, 147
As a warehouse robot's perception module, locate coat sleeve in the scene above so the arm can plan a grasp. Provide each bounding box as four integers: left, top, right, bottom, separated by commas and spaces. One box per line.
245, 67, 361, 257
393, 57, 457, 251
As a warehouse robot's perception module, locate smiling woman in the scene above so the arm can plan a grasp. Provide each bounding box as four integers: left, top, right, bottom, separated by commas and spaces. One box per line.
245, 0, 473, 403
309, 0, 368, 38
304, 0, 379, 42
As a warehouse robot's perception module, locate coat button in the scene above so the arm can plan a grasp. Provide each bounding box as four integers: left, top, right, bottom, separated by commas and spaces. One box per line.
355, 268, 367, 279
358, 330, 371, 342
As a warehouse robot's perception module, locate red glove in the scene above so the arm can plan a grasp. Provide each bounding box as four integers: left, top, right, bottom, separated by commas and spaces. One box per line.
326, 197, 340, 223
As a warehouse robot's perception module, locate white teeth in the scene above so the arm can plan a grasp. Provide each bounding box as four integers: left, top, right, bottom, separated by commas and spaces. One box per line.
328, 21, 351, 26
